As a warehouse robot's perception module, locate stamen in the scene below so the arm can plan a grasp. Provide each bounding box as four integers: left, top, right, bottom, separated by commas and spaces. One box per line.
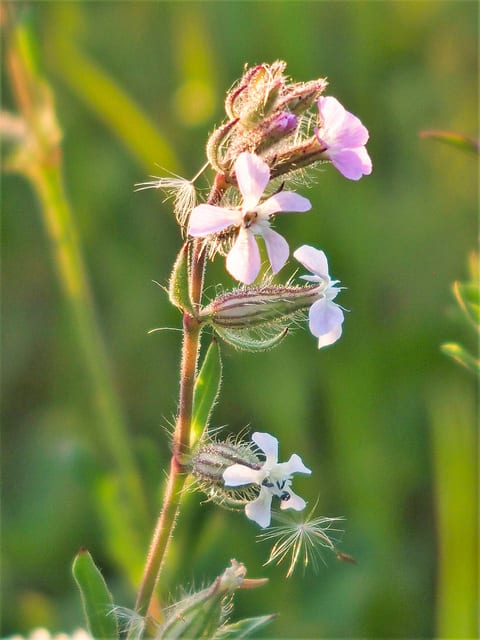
243, 211, 258, 228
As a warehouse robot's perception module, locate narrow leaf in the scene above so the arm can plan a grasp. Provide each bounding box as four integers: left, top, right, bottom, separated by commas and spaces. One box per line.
214, 614, 277, 639
419, 130, 479, 154
72, 547, 119, 640
169, 242, 192, 312
191, 339, 222, 446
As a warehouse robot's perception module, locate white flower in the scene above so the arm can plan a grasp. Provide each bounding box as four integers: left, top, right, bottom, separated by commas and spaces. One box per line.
188, 152, 311, 284
293, 245, 344, 348
223, 432, 311, 528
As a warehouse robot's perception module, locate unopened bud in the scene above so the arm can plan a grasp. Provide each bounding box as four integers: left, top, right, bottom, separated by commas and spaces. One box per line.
226, 62, 287, 127
191, 440, 260, 484
255, 111, 298, 154
200, 284, 325, 329
278, 78, 328, 115
156, 560, 251, 639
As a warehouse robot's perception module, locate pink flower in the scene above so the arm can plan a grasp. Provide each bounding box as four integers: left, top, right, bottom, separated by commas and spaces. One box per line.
293, 245, 344, 348
188, 152, 311, 284
315, 96, 372, 181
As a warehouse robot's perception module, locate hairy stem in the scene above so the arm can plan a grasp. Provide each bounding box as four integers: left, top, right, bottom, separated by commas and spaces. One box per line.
134, 173, 229, 621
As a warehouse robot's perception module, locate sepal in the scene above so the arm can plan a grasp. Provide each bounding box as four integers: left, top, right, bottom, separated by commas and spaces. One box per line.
168, 242, 192, 312
215, 325, 289, 352
214, 615, 277, 639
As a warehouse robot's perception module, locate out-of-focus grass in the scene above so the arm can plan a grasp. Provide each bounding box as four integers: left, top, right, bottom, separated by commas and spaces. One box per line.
2, 1, 478, 638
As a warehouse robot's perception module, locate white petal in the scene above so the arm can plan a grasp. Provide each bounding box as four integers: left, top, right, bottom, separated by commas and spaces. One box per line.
317, 322, 343, 349
223, 463, 262, 487
256, 191, 311, 217
293, 245, 329, 278
309, 299, 344, 338
252, 432, 278, 465
284, 453, 311, 475
188, 204, 240, 236
235, 152, 270, 210
261, 227, 289, 274
226, 227, 261, 284
280, 489, 306, 512
245, 489, 273, 528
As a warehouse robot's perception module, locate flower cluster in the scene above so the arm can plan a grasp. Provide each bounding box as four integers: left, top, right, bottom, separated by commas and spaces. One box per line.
150, 61, 371, 537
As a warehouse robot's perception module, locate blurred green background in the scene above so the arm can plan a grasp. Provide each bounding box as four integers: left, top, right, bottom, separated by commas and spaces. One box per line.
2, 1, 478, 638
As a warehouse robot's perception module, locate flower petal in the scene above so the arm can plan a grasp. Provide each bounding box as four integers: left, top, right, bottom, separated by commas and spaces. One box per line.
317, 322, 343, 349
318, 96, 369, 148
235, 152, 270, 210
280, 488, 306, 512
257, 191, 311, 217
293, 245, 329, 278
261, 227, 289, 274
223, 463, 262, 487
329, 147, 372, 181
226, 227, 261, 284
252, 432, 278, 464
188, 204, 240, 236
309, 299, 344, 338
284, 453, 311, 475
245, 488, 273, 528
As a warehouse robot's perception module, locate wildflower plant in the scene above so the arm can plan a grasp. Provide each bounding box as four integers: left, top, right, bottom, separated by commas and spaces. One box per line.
108, 60, 371, 638
5, 42, 372, 638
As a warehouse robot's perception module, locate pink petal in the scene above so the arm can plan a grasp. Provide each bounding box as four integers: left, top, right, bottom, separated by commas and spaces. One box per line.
223, 463, 262, 486
253, 432, 278, 463
226, 227, 261, 284
235, 152, 270, 210
330, 147, 372, 181
293, 245, 329, 278
280, 489, 306, 512
317, 322, 343, 349
261, 227, 289, 274
309, 299, 344, 338
188, 204, 240, 236
318, 96, 369, 148
245, 489, 272, 528
257, 191, 311, 217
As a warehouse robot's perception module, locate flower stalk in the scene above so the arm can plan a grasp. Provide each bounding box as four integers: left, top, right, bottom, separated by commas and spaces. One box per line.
134, 178, 228, 619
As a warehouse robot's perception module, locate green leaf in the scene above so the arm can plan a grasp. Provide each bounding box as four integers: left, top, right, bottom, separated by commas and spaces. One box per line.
169, 242, 192, 312
72, 547, 119, 640
191, 339, 222, 446
214, 615, 277, 639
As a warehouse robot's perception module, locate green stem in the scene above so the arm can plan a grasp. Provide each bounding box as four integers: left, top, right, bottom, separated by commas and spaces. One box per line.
5, 5, 149, 530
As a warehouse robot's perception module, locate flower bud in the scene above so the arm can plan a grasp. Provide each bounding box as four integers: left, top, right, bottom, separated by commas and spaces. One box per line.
200, 283, 325, 329
254, 111, 298, 155
190, 437, 262, 508
156, 560, 250, 639
191, 440, 260, 484
226, 62, 287, 126
277, 78, 328, 115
